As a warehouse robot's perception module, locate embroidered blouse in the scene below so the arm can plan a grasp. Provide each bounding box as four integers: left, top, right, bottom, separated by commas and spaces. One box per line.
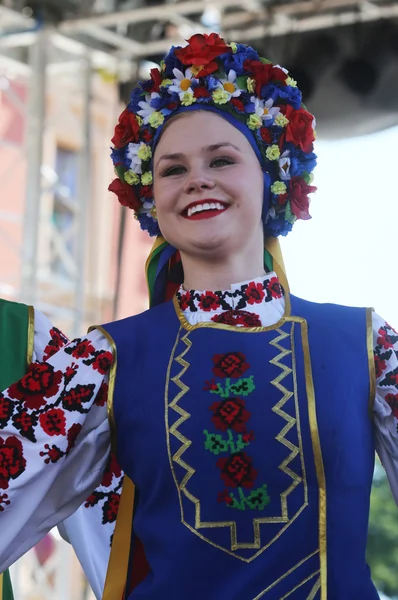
0, 273, 397, 599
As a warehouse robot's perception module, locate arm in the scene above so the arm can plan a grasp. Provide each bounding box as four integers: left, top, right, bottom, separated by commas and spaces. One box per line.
0, 330, 112, 571
372, 313, 398, 505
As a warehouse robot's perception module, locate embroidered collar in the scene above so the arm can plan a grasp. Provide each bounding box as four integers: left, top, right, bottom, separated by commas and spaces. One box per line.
176, 273, 284, 327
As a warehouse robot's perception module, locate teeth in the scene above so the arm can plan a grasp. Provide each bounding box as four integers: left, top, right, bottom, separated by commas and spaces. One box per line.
186, 202, 227, 217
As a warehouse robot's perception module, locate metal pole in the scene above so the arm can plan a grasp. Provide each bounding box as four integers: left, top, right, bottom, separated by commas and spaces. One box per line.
20, 28, 47, 305
73, 53, 92, 336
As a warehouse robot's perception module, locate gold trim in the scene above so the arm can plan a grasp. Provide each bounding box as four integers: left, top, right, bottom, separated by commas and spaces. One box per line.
307, 577, 321, 600
27, 305, 35, 366
102, 476, 135, 600
366, 308, 376, 416
251, 550, 319, 599
90, 325, 118, 452
172, 293, 290, 334
281, 570, 320, 599
165, 322, 312, 562
0, 573, 3, 600
297, 316, 327, 599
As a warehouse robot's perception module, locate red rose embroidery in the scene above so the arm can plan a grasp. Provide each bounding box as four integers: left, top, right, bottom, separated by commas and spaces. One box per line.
39, 409, 66, 436
111, 108, 140, 148
91, 351, 113, 375
70, 340, 95, 360
0, 395, 14, 425
385, 393, 398, 418
374, 354, 387, 378
211, 310, 262, 327
212, 352, 250, 379
179, 292, 191, 311
210, 398, 251, 433
66, 423, 82, 453
0, 492, 10, 511
101, 453, 123, 488
289, 176, 316, 221
61, 384, 96, 413
267, 277, 283, 299
108, 178, 141, 211
245, 282, 265, 305
8, 363, 63, 410
12, 410, 38, 442
377, 327, 397, 350
95, 382, 108, 407
40, 443, 64, 464
43, 327, 68, 361
174, 33, 231, 77
243, 60, 286, 96
102, 492, 120, 524
282, 105, 316, 154
85, 491, 104, 508
217, 451, 258, 489
218, 489, 233, 505
199, 292, 221, 311
0, 436, 26, 490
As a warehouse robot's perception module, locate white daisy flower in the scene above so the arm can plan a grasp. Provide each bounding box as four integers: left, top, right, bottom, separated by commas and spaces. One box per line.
137, 93, 160, 124
168, 68, 198, 100
279, 150, 291, 181
126, 143, 142, 174
253, 97, 280, 124
216, 70, 242, 100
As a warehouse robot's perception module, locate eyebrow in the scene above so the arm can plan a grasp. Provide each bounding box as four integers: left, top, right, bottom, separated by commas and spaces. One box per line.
155, 142, 241, 168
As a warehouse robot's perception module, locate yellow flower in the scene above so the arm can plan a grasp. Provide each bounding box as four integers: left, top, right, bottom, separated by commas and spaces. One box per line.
285, 76, 297, 87
181, 91, 196, 106
266, 145, 281, 161
124, 170, 140, 185
247, 114, 262, 130
229, 42, 238, 54
150, 206, 157, 220
160, 78, 173, 87
137, 143, 152, 162
212, 89, 230, 105
271, 181, 287, 195
141, 172, 153, 186
274, 113, 289, 128
136, 116, 143, 126
148, 111, 165, 129
308, 172, 314, 183
247, 77, 255, 93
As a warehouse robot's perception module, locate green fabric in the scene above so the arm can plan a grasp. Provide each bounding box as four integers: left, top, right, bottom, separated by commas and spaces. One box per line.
0, 298, 30, 600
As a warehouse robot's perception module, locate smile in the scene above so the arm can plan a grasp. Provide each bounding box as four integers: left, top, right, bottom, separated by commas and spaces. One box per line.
182, 201, 229, 220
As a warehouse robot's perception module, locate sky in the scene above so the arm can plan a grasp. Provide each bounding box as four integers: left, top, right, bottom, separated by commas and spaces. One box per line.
281, 125, 398, 327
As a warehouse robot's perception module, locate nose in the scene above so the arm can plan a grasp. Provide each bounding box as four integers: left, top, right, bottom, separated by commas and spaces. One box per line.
183, 172, 215, 194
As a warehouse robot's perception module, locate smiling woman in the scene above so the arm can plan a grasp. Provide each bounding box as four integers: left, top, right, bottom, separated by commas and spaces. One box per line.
0, 32, 397, 600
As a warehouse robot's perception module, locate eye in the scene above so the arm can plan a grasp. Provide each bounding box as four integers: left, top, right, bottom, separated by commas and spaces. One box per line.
159, 165, 186, 177
210, 156, 236, 168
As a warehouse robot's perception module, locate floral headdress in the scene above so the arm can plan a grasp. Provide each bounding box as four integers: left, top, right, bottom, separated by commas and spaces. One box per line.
108, 32, 317, 238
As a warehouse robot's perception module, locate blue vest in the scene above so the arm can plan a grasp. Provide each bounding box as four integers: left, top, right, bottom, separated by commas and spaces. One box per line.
102, 294, 379, 599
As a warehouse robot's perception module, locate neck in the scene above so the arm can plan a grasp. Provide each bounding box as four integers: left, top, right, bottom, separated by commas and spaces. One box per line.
180, 251, 266, 291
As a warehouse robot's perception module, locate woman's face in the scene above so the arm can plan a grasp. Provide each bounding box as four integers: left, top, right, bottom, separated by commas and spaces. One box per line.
153, 111, 264, 261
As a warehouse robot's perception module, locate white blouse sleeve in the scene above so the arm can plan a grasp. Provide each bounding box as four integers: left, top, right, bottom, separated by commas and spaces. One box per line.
372, 312, 398, 505
0, 330, 112, 571
32, 308, 69, 363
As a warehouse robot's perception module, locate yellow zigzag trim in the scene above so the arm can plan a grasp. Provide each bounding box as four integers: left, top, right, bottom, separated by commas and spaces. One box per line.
270, 328, 302, 520
169, 331, 194, 489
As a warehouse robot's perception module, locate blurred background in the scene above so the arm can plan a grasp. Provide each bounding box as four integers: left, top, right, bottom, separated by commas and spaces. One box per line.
0, 0, 397, 597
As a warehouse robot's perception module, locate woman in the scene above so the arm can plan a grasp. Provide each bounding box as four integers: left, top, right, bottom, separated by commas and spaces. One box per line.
0, 33, 397, 599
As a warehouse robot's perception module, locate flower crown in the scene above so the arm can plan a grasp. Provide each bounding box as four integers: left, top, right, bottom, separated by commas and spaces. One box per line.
108, 33, 317, 237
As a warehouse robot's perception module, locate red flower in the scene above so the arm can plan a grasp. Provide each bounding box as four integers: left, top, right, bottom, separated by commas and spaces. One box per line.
245, 282, 265, 305
91, 351, 113, 375
40, 443, 64, 464
141, 185, 152, 199
61, 384, 95, 413
142, 129, 153, 143
231, 98, 245, 112
267, 277, 283, 299
211, 310, 262, 327
66, 423, 82, 453
108, 178, 141, 211
43, 327, 68, 361
281, 105, 315, 154
260, 128, 272, 144
374, 354, 387, 378
8, 363, 63, 410
0, 436, 26, 490
64, 363, 78, 385
377, 328, 396, 350
179, 291, 191, 311
289, 177, 316, 220
167, 102, 178, 110
39, 409, 66, 436
148, 68, 162, 93
194, 86, 210, 99
385, 393, 398, 418
102, 492, 120, 523
212, 352, 250, 379
199, 291, 221, 311
12, 410, 38, 441
85, 491, 104, 508
111, 108, 140, 148
244, 60, 286, 96
210, 398, 251, 433
217, 451, 258, 489
174, 33, 231, 77
100, 453, 123, 488
70, 339, 95, 359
